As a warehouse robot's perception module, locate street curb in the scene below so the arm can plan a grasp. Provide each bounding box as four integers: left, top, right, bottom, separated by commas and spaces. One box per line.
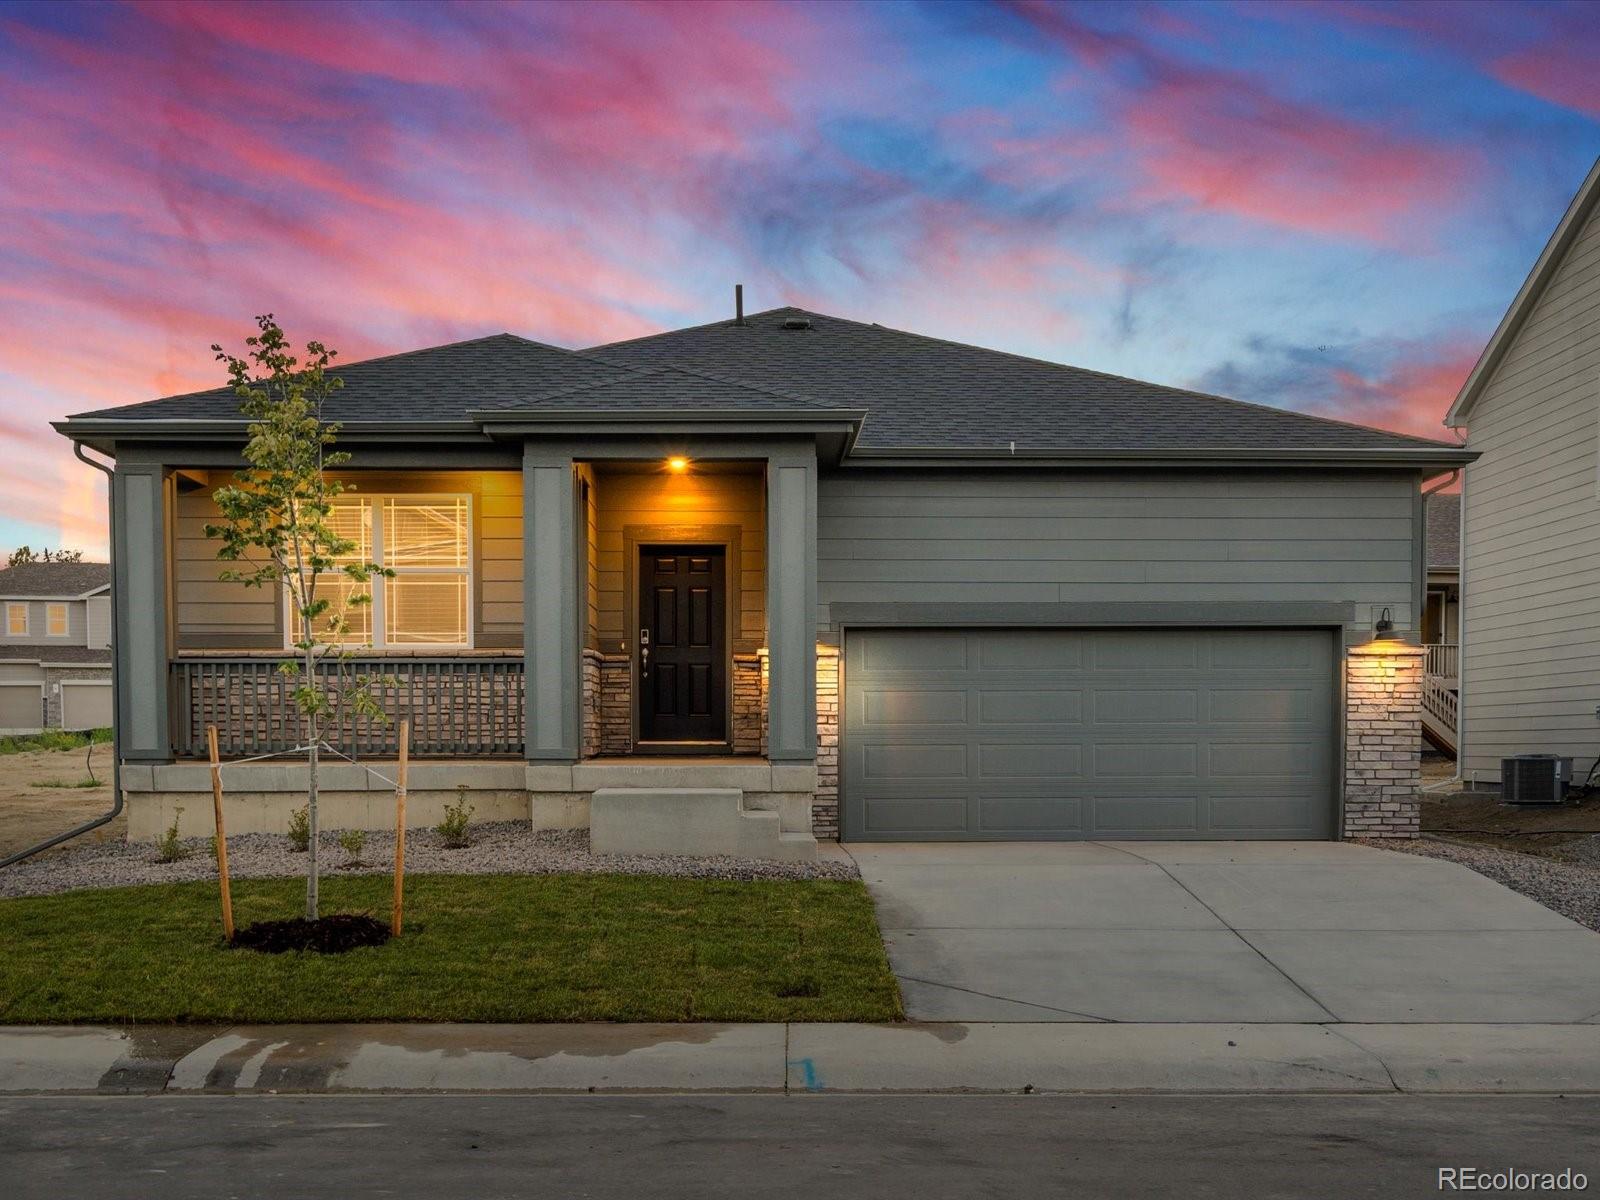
4, 1022, 1600, 1096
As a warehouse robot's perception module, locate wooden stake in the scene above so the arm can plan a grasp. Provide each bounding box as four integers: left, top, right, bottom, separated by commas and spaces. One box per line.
207, 725, 234, 942
392, 719, 409, 936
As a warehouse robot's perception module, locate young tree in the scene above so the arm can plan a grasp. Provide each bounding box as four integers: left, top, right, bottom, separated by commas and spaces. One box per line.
204, 315, 390, 921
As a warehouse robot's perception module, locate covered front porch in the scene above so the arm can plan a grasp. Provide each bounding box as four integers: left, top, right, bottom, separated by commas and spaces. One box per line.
110, 434, 828, 846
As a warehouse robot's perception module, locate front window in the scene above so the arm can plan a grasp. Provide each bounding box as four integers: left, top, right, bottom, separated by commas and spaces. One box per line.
45, 603, 68, 637
288, 494, 471, 649
5, 603, 26, 636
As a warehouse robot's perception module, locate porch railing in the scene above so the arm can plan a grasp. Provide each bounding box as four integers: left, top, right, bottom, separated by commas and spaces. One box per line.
1424, 643, 1459, 679
171, 655, 525, 759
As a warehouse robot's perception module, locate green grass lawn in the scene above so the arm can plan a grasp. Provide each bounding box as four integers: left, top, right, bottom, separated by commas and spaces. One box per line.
0, 874, 903, 1024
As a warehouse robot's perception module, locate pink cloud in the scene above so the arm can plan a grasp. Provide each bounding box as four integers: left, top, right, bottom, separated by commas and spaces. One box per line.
1309, 340, 1481, 441
1005, 0, 1479, 245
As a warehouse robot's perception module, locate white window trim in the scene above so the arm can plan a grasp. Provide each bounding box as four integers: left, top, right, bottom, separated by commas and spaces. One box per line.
45, 602, 69, 638
5, 602, 28, 637
283, 492, 474, 652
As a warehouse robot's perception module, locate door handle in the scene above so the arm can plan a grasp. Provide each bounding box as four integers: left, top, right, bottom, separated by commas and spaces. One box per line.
639, 628, 650, 677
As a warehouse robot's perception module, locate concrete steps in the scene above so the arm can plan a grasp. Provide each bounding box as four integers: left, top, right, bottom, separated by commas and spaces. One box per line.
589, 788, 817, 862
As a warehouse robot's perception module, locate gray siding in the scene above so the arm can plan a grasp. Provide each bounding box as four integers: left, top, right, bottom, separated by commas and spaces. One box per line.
0, 598, 89, 647
172, 470, 523, 650
1460, 198, 1600, 782
85, 595, 111, 649
817, 469, 1420, 644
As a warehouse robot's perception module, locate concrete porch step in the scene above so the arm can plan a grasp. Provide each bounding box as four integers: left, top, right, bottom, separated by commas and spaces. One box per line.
589, 788, 817, 862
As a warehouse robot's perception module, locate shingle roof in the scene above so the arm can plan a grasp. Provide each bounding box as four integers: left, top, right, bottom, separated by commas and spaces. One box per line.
589, 308, 1460, 453
1426, 492, 1460, 570
70, 334, 625, 423
66, 308, 1464, 456
0, 562, 110, 598
0, 645, 111, 665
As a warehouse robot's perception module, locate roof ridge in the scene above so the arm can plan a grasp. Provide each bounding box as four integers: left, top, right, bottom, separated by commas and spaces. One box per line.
582, 306, 803, 352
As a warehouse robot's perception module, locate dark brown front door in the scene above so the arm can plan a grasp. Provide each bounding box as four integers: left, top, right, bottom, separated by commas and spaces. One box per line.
638, 546, 727, 745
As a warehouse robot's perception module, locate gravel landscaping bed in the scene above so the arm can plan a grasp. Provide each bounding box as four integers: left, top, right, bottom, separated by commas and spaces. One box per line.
0, 823, 857, 898
1363, 835, 1600, 933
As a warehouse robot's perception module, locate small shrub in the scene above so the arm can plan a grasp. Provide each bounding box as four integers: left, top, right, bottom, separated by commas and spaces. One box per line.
155, 809, 190, 863
286, 805, 310, 852
338, 828, 368, 865
437, 788, 474, 849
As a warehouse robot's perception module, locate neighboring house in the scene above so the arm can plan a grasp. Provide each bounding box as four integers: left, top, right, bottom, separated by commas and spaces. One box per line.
1446, 156, 1600, 787
55, 305, 1472, 849
0, 561, 113, 734
1421, 491, 1460, 754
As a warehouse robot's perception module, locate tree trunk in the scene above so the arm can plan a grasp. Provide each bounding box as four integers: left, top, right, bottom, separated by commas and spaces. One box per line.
305, 647, 320, 922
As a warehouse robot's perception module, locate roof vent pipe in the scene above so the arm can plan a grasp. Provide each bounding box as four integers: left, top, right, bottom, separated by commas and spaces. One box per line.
735, 284, 745, 327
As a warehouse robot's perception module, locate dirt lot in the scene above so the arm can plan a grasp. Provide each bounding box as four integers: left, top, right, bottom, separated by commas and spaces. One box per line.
1421, 767, 1600, 860
0, 741, 123, 859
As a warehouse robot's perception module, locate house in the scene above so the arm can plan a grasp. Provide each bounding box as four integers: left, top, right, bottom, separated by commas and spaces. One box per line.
1445, 156, 1600, 787
1421, 491, 1460, 754
54, 305, 1473, 850
0, 560, 113, 734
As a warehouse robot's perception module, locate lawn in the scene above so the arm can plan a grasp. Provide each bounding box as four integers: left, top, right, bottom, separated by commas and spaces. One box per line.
0, 873, 903, 1024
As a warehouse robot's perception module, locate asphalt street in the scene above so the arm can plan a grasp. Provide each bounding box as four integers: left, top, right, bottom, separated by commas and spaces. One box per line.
5, 1093, 1598, 1199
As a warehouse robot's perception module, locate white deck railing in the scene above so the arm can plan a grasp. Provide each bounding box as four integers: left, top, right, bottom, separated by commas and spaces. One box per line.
1424, 643, 1459, 679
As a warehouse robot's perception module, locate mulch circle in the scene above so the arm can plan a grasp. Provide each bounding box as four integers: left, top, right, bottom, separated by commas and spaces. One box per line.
230, 913, 392, 954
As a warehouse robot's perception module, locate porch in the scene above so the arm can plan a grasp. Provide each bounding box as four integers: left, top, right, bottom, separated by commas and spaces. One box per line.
109, 439, 825, 847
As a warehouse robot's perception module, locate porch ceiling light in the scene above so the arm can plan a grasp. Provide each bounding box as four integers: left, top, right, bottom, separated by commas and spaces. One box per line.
667, 456, 689, 473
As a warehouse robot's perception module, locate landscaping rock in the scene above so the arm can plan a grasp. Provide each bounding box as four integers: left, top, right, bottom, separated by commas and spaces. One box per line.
0, 823, 859, 898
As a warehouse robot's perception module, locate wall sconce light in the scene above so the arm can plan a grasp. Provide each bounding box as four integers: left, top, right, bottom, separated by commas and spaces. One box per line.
1373, 607, 1397, 641
666, 456, 689, 473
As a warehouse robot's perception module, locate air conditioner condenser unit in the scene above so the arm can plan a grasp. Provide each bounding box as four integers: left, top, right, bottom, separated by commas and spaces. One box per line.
1500, 754, 1571, 805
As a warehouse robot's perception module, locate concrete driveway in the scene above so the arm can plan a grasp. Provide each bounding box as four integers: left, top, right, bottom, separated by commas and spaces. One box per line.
847, 841, 1600, 1023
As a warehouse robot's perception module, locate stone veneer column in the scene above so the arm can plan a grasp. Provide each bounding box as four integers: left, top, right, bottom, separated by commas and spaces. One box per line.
1343, 642, 1426, 838
813, 644, 840, 839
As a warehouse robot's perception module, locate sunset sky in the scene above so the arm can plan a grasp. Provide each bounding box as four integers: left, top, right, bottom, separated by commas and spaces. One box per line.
3, 0, 1598, 557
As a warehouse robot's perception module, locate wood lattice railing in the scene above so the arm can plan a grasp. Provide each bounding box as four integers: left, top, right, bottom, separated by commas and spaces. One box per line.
170, 655, 525, 758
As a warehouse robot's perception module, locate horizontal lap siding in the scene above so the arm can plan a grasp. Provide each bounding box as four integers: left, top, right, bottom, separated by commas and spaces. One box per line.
1461, 202, 1600, 782
0, 598, 88, 646
593, 469, 765, 653
172, 470, 523, 650
817, 470, 1418, 644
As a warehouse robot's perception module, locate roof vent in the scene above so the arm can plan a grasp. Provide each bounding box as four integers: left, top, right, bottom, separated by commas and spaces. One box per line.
781, 316, 812, 331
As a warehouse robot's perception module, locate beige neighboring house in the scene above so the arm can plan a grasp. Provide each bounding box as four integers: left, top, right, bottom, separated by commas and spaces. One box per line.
1446, 156, 1600, 785
0, 561, 113, 734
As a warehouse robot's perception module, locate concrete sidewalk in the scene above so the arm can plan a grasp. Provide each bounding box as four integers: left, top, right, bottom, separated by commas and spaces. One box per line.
4, 1022, 1600, 1095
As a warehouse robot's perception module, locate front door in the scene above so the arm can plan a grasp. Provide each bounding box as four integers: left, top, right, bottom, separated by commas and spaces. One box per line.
638, 546, 727, 746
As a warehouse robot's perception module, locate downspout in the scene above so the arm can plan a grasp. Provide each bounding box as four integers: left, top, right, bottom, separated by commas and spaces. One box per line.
1419, 467, 1462, 786
0, 443, 122, 867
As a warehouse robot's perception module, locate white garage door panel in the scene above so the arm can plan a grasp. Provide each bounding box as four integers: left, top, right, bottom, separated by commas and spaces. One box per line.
60, 683, 113, 731
0, 685, 44, 732
843, 628, 1337, 842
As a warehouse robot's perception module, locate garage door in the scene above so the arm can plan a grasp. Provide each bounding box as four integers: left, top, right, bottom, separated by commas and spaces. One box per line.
842, 628, 1335, 841
0, 684, 44, 733
60, 682, 113, 731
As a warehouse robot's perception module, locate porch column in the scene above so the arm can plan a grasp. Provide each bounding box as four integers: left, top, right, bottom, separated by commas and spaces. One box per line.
523, 445, 580, 760
765, 454, 818, 763
112, 464, 171, 762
